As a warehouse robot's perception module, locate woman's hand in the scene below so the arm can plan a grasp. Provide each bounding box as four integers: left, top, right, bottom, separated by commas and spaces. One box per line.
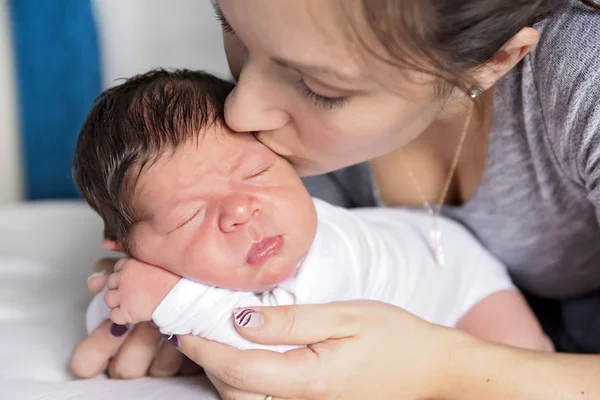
70, 258, 200, 379
177, 301, 600, 400
174, 300, 452, 399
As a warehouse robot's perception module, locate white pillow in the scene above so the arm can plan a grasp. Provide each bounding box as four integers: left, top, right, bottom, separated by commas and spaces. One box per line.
0, 201, 216, 399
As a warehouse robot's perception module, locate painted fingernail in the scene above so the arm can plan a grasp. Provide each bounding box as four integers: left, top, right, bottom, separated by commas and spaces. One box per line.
163, 334, 178, 348
110, 323, 128, 337
234, 308, 263, 328
87, 271, 107, 282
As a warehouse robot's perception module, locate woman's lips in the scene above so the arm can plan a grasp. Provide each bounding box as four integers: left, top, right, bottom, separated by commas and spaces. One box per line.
246, 236, 283, 266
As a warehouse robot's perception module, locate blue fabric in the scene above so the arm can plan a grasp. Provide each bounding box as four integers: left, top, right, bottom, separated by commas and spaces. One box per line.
9, 0, 102, 199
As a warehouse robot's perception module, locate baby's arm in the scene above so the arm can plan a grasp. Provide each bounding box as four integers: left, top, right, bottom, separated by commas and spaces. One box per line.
433, 218, 554, 352
456, 290, 554, 351
103, 259, 298, 352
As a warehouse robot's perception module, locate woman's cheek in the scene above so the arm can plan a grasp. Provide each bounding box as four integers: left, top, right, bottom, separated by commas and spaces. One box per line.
223, 33, 245, 80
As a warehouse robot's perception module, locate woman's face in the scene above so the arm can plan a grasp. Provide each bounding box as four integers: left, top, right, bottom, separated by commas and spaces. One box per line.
218, 0, 453, 176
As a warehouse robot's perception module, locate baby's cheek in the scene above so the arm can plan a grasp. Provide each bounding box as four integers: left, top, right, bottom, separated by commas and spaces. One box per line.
258, 261, 296, 287
186, 266, 248, 290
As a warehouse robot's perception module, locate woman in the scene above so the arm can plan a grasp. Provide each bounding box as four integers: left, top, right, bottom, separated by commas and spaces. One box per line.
71, 0, 600, 398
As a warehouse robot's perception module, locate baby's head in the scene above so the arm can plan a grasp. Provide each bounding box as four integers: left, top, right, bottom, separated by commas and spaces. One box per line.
73, 69, 316, 291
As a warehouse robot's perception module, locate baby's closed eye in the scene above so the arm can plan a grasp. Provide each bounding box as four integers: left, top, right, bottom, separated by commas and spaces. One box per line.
245, 164, 272, 180
168, 207, 206, 234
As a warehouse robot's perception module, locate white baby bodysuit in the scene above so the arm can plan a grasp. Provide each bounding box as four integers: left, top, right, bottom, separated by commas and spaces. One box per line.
87, 198, 515, 352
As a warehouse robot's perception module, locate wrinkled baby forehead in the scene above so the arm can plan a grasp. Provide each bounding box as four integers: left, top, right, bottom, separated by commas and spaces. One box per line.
122, 127, 262, 218
123, 122, 255, 190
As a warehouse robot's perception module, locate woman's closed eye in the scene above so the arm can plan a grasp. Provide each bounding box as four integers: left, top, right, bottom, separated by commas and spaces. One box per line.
297, 78, 347, 110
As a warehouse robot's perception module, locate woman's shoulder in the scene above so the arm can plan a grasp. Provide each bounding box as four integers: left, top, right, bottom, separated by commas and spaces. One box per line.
532, 0, 600, 78
529, 0, 600, 183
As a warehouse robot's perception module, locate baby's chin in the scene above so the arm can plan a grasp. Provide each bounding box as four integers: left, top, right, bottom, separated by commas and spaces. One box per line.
245, 272, 295, 293
229, 261, 297, 293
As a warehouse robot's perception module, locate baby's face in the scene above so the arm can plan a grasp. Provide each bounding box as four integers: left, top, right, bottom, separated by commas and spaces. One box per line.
128, 125, 317, 292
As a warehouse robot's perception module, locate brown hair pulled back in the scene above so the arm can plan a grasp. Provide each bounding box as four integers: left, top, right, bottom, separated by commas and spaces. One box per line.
339, 0, 597, 96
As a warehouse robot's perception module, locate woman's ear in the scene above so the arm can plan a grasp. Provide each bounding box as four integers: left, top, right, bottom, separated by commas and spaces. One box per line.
102, 238, 124, 253
473, 27, 540, 90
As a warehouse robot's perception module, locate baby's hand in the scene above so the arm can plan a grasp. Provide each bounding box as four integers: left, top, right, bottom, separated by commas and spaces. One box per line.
104, 258, 181, 325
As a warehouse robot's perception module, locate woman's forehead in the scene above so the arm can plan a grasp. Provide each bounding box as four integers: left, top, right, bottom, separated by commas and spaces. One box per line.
216, 0, 428, 91
217, 0, 366, 74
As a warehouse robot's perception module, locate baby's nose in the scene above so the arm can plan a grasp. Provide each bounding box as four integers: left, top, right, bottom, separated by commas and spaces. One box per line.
218, 196, 260, 233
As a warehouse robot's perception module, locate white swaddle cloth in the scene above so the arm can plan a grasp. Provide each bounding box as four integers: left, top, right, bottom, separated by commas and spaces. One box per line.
87, 199, 516, 351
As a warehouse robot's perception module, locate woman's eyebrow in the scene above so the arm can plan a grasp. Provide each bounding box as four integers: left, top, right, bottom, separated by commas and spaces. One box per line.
273, 58, 370, 85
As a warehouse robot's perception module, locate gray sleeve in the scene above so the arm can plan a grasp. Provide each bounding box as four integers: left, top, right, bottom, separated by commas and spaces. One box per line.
534, 3, 600, 218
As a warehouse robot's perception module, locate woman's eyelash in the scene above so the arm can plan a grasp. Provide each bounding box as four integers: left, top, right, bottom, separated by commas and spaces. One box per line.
298, 79, 346, 110
214, 8, 235, 34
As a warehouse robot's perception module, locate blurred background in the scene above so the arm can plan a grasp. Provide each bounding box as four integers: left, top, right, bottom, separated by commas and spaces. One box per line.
0, 0, 230, 203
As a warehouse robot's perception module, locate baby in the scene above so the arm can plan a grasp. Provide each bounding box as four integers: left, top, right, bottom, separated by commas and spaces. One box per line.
75, 69, 552, 352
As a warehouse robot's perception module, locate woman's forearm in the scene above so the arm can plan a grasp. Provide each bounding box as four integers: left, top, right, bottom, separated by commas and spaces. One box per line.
439, 329, 599, 400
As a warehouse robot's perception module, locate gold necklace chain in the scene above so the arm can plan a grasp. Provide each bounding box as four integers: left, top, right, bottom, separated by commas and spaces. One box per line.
406, 103, 474, 265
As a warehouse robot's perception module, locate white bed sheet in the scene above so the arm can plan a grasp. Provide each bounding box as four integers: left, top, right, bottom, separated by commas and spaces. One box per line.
0, 201, 218, 399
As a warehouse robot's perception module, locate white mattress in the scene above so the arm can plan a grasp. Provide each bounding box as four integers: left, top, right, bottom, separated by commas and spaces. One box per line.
0, 201, 218, 399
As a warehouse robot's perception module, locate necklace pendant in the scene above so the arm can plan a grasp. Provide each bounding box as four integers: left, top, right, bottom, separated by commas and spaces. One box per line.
430, 223, 445, 266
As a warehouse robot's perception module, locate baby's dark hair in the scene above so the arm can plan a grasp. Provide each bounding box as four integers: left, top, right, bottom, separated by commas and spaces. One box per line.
73, 69, 234, 247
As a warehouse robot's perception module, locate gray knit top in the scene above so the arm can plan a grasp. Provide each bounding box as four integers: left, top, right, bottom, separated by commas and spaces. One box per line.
303, 0, 600, 300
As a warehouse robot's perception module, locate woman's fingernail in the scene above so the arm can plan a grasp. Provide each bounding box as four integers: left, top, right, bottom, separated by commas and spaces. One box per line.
87, 271, 107, 282
234, 308, 263, 328
163, 334, 178, 348
110, 323, 128, 337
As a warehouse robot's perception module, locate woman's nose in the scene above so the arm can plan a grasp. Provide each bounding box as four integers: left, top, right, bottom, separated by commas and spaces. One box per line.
218, 195, 261, 233
224, 66, 290, 133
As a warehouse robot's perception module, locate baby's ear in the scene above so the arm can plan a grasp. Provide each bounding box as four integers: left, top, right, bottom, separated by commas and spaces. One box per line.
102, 238, 125, 252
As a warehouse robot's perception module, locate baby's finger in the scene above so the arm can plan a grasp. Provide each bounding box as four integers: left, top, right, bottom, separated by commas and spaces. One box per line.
104, 289, 120, 309
113, 257, 130, 273
106, 272, 121, 290
109, 308, 129, 326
